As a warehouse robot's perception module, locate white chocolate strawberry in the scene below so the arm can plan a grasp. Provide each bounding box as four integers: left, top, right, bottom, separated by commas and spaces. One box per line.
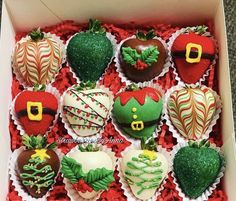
121, 150, 168, 200
63, 82, 111, 137
167, 87, 216, 140
61, 145, 114, 199
13, 29, 64, 86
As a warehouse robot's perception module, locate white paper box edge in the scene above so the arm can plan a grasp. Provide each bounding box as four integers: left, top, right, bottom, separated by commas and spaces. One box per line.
0, 0, 235, 200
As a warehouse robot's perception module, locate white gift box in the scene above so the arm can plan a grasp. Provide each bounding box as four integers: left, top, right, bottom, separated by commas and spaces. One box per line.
0, 0, 235, 200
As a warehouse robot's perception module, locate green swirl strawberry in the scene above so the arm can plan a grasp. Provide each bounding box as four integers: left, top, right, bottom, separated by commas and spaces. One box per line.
112, 85, 163, 139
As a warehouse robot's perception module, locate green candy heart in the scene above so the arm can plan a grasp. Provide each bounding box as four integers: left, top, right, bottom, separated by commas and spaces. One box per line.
67, 32, 113, 81
173, 143, 222, 199
113, 94, 163, 139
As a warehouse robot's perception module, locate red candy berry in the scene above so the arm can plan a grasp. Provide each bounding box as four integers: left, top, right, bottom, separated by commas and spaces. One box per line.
73, 179, 93, 193
134, 59, 148, 70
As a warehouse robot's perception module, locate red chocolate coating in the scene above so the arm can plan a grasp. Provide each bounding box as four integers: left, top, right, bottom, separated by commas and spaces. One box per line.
171, 33, 216, 84
115, 87, 162, 106
120, 38, 167, 82
17, 149, 60, 198
14, 91, 58, 135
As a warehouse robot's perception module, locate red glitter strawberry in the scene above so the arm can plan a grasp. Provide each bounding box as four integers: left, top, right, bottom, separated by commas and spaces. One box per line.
171, 26, 216, 84
14, 85, 58, 135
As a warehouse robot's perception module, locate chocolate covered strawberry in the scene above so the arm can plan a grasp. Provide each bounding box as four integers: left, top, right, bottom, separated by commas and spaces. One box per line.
174, 140, 222, 199
120, 30, 167, 82
17, 135, 60, 198
14, 86, 58, 135
67, 19, 114, 81
121, 139, 168, 200
61, 144, 115, 199
62, 82, 112, 137
167, 86, 216, 140
171, 26, 216, 84
13, 28, 64, 86
113, 85, 163, 139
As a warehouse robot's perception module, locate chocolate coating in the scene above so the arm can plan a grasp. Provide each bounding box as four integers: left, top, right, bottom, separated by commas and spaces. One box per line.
120, 38, 167, 82
17, 149, 60, 198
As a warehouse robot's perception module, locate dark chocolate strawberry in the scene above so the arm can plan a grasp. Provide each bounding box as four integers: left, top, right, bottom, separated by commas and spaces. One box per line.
112, 85, 163, 139
120, 30, 167, 82
14, 86, 58, 135
173, 140, 222, 199
17, 135, 60, 198
171, 26, 216, 84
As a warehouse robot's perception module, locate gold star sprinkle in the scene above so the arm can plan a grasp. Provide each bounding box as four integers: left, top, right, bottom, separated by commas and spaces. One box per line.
142, 150, 157, 161
31, 149, 50, 162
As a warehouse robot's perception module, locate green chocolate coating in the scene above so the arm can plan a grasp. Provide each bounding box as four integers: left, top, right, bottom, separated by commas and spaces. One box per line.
67, 32, 113, 81
113, 96, 163, 139
173, 146, 222, 199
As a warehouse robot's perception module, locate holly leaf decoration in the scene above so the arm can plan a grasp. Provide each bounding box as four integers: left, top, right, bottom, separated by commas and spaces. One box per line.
84, 167, 115, 191
122, 47, 140, 65
61, 156, 85, 184
140, 46, 159, 66
122, 46, 159, 67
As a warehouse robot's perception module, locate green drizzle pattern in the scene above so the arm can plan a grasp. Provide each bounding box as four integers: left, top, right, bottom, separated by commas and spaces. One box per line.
124, 154, 163, 195
20, 157, 55, 194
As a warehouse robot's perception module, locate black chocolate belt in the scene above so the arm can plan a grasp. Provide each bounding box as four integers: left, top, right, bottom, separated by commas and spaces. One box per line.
17, 108, 57, 118
172, 51, 215, 61
118, 120, 157, 128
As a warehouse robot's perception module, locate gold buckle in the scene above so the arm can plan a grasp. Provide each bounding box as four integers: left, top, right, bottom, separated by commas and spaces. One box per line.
131, 121, 144, 131
185, 43, 202, 63
27, 101, 43, 121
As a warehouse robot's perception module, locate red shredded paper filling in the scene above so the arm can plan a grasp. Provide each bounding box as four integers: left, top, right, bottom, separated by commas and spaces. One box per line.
8, 20, 227, 201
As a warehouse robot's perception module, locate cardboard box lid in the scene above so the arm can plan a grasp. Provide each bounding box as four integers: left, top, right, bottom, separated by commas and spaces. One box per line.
6, 0, 220, 31
2, 0, 236, 200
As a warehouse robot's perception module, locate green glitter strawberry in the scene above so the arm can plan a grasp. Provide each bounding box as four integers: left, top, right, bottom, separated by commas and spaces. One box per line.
173, 140, 223, 199
67, 19, 114, 81
112, 84, 163, 139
